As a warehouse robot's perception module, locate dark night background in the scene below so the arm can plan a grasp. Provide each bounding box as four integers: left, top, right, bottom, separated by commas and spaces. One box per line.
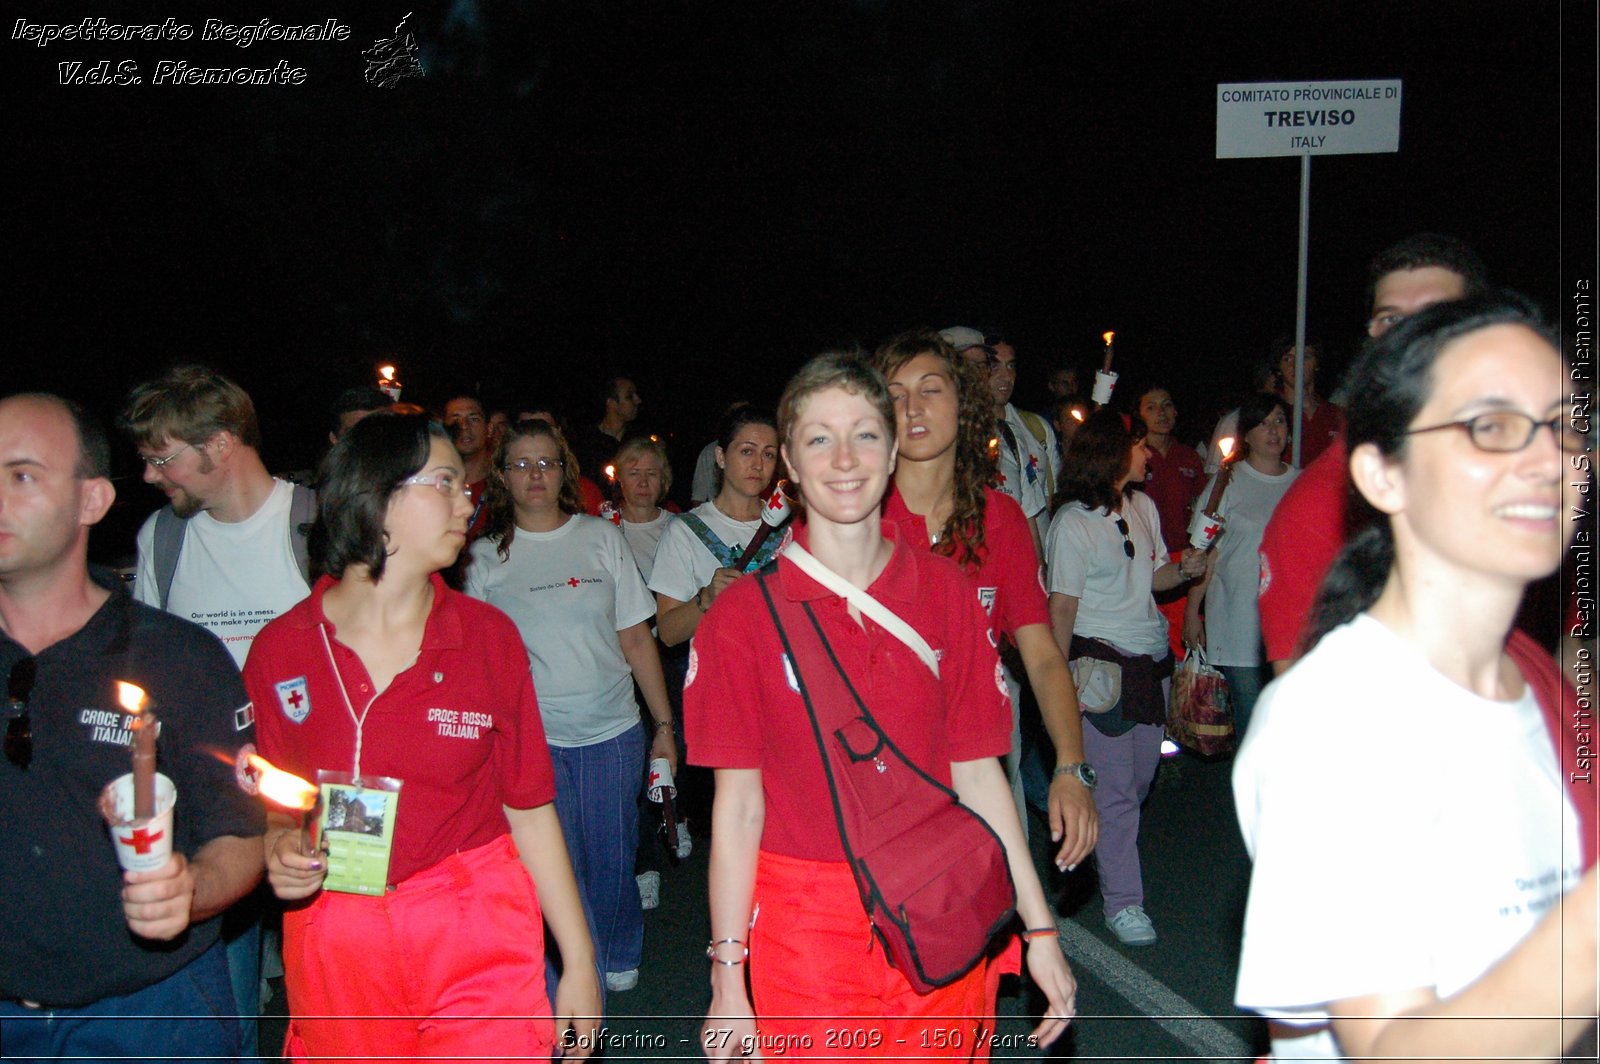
6, 0, 1596, 558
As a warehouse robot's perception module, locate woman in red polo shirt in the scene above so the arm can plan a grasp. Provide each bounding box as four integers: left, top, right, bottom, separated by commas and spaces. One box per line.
245, 412, 601, 1062
873, 330, 1098, 874
689, 353, 1075, 1060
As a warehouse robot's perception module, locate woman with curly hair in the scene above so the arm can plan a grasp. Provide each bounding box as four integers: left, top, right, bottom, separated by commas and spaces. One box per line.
464, 419, 677, 994
873, 330, 1098, 873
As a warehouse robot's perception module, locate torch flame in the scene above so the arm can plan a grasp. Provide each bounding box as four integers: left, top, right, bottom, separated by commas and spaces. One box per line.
1102, 331, 1115, 345
1218, 436, 1236, 460
378, 364, 396, 381
116, 682, 148, 715
246, 754, 319, 812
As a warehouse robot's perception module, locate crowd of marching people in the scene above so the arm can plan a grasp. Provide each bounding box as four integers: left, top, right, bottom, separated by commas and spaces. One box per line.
0, 230, 1593, 1062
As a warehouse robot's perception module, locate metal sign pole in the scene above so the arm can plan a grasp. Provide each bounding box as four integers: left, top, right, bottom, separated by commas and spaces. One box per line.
1292, 154, 1311, 469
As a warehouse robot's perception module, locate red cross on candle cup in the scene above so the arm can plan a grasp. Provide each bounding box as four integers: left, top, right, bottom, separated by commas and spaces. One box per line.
117, 825, 165, 854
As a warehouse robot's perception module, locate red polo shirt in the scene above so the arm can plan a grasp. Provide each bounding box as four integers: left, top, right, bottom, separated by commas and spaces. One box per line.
1258, 437, 1348, 663
245, 573, 555, 885
880, 485, 1048, 641
1296, 400, 1347, 467
685, 522, 1011, 861
1142, 441, 1207, 556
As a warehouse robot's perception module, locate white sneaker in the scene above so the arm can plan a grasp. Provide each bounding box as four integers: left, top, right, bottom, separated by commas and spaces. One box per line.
636, 871, 660, 911
674, 820, 693, 859
605, 968, 639, 992
1106, 905, 1158, 946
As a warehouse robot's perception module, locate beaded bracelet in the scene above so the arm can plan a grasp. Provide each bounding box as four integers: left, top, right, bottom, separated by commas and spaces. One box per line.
706, 937, 749, 965
653, 719, 674, 732
1021, 927, 1060, 942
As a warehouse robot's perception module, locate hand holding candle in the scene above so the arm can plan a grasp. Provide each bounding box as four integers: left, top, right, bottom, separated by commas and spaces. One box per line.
733, 480, 794, 571
242, 753, 328, 899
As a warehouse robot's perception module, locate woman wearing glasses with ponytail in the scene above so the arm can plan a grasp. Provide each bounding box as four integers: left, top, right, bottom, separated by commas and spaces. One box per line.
1234, 294, 1597, 1061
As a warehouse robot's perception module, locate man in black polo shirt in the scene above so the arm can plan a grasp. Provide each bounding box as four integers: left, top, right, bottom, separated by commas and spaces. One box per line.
0, 393, 265, 1058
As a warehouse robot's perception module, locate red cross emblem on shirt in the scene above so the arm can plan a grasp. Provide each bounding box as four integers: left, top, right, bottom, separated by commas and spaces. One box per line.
567, 577, 581, 588
286, 689, 304, 710
117, 826, 165, 855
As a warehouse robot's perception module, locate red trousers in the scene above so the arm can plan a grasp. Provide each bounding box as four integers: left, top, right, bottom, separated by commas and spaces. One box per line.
749, 850, 1017, 1060
281, 835, 554, 1063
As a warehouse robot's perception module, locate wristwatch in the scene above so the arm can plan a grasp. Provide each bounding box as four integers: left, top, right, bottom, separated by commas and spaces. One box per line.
1052, 762, 1098, 790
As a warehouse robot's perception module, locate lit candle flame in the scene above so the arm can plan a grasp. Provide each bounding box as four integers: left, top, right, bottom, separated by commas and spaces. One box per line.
246, 754, 319, 812
378, 364, 396, 381
1102, 331, 1115, 346
116, 682, 148, 715
1218, 436, 1236, 460
604, 464, 616, 482
1070, 407, 1086, 423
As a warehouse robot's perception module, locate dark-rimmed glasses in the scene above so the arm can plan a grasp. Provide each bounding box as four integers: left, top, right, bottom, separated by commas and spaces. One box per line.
1404, 411, 1589, 454
5, 658, 37, 770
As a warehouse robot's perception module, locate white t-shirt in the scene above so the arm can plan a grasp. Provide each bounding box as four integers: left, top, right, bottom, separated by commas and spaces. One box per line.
997, 402, 1060, 520
1044, 491, 1170, 657
133, 478, 311, 669
620, 509, 673, 583
1234, 615, 1583, 1061
646, 501, 761, 604
464, 515, 655, 747
1199, 461, 1298, 667
689, 441, 719, 504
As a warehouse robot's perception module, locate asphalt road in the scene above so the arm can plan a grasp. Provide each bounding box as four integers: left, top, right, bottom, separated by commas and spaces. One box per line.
260, 745, 1267, 1062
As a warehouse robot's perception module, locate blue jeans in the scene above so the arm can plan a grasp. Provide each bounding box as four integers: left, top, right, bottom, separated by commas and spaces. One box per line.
0, 941, 239, 1063
549, 723, 648, 976
1221, 663, 1269, 741
222, 892, 262, 1064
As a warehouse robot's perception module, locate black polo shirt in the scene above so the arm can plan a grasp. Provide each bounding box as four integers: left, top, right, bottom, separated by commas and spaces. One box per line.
0, 568, 264, 1007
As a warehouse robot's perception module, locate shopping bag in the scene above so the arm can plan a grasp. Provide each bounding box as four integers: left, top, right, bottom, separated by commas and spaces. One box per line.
1166, 648, 1234, 756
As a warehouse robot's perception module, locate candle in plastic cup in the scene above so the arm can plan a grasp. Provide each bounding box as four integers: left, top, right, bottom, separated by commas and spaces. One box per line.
1188, 508, 1225, 551
101, 772, 176, 873
1091, 369, 1118, 405
647, 757, 676, 802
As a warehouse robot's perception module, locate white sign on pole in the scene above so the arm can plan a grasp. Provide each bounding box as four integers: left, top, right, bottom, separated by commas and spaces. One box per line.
1216, 79, 1402, 159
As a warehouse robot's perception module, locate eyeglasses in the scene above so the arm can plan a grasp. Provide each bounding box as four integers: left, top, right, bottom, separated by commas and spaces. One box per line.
1404, 411, 1590, 454
1112, 515, 1136, 559
5, 657, 37, 770
502, 458, 564, 476
399, 472, 471, 498
140, 443, 193, 469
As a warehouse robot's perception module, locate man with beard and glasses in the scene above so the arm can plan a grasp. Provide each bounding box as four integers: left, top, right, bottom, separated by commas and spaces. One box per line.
119, 364, 312, 1059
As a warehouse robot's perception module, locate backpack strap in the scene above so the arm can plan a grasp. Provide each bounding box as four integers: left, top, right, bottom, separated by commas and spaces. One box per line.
677, 512, 737, 569
151, 504, 186, 611
1016, 409, 1056, 499
288, 483, 317, 584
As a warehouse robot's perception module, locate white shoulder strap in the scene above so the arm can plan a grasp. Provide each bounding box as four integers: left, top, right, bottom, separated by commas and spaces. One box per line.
781, 541, 939, 678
